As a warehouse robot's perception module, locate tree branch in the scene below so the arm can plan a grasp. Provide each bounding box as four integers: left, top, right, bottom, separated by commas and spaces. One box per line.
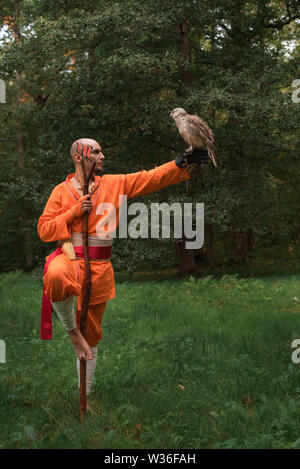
263, 1, 300, 30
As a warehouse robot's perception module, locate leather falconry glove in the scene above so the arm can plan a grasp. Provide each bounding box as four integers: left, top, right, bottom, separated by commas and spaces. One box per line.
175, 147, 210, 168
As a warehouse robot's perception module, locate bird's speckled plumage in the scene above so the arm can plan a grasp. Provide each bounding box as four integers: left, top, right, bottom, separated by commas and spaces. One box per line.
170, 108, 217, 166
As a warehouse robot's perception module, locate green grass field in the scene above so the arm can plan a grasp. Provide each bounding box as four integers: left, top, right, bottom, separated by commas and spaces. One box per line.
1, 270, 300, 449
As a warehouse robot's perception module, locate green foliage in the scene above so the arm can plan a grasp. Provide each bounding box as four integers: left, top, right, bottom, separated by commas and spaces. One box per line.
0, 0, 299, 271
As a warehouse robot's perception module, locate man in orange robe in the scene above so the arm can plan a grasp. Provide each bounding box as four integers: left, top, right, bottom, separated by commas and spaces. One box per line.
38, 138, 208, 406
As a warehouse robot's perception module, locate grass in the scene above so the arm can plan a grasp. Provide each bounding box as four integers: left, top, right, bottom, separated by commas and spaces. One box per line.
1, 270, 300, 449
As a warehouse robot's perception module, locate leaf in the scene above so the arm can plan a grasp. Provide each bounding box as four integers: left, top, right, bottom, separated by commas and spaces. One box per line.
116, 404, 138, 416
25, 425, 36, 441
291, 439, 300, 449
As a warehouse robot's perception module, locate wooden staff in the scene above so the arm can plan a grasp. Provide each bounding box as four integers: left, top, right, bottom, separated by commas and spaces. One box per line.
76, 143, 95, 422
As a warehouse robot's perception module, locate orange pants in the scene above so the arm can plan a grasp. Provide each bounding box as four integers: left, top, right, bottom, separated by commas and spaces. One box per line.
44, 253, 107, 347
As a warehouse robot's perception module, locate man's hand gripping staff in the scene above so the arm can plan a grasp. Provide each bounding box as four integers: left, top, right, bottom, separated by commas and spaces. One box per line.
69, 194, 92, 218
75, 142, 96, 422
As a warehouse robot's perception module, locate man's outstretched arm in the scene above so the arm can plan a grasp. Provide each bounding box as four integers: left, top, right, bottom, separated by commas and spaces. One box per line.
123, 160, 188, 199
123, 150, 209, 199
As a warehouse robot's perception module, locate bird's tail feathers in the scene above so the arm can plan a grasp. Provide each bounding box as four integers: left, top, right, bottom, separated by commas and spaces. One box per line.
207, 143, 218, 167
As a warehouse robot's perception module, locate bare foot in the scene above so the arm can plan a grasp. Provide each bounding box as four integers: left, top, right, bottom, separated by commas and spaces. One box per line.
68, 327, 92, 360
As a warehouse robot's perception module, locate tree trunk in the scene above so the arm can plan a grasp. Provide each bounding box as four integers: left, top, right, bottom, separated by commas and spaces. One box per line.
178, 19, 191, 94
23, 207, 33, 269
247, 229, 255, 251
175, 235, 198, 277
174, 17, 198, 277
13, 1, 33, 269
231, 231, 248, 265
205, 224, 216, 270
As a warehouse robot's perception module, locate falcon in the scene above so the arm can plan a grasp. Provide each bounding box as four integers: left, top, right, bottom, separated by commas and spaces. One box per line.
170, 108, 217, 167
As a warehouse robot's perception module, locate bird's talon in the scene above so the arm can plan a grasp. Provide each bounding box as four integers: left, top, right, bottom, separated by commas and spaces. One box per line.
182, 147, 193, 158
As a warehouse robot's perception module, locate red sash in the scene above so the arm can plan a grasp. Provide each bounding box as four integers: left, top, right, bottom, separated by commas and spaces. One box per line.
74, 245, 112, 259
40, 247, 62, 340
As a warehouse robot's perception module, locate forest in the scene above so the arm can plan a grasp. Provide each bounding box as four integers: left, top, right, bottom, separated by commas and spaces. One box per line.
0, 0, 299, 277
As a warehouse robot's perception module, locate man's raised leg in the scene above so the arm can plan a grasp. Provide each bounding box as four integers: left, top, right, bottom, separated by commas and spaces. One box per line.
44, 253, 92, 361
51, 297, 92, 361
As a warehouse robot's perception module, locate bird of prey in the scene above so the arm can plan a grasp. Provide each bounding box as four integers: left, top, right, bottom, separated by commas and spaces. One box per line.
170, 108, 217, 167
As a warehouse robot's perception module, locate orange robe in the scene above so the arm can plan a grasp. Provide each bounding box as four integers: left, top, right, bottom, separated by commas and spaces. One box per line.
38, 160, 189, 344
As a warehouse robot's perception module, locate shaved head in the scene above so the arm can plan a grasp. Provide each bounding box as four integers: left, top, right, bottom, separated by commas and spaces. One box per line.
70, 138, 99, 159
70, 138, 105, 174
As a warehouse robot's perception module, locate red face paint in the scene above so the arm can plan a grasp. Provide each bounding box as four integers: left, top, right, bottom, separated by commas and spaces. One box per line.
76, 142, 93, 160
